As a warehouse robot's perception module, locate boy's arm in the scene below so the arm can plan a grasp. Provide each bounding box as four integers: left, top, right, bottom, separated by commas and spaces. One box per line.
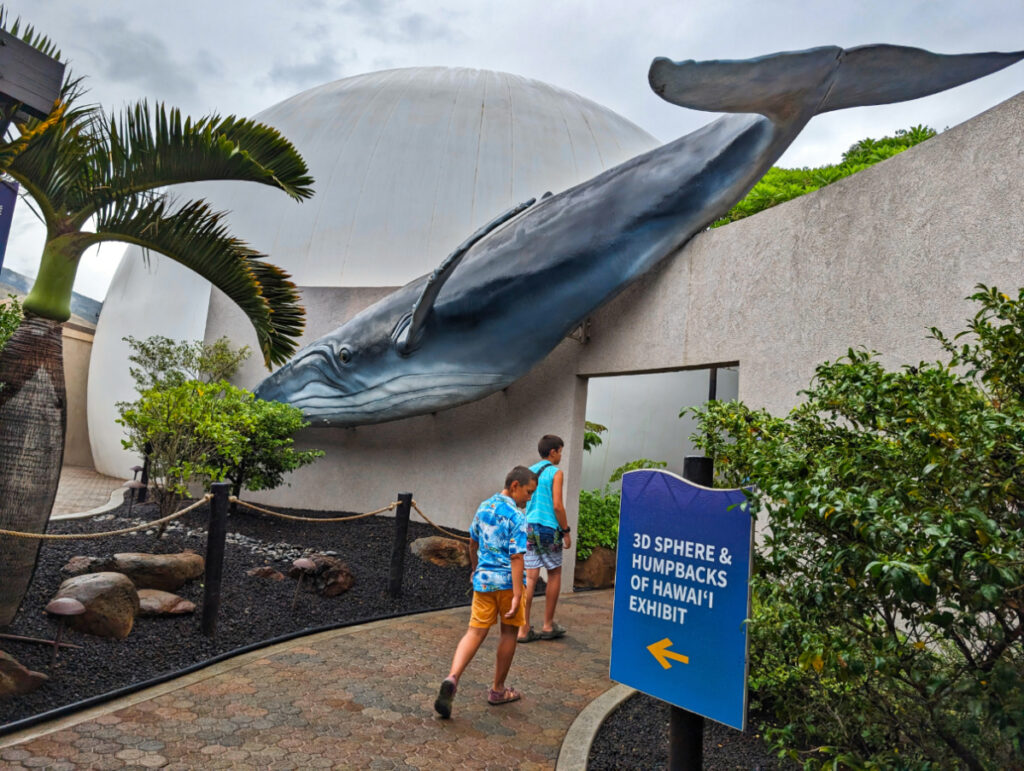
553, 470, 572, 549
505, 553, 524, 618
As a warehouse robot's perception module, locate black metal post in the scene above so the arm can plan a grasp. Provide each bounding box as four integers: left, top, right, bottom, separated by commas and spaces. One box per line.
708, 366, 718, 403
202, 483, 230, 637
388, 493, 413, 598
668, 455, 714, 770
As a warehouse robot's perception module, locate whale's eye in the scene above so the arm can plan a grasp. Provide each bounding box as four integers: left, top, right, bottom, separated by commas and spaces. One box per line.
339, 347, 353, 364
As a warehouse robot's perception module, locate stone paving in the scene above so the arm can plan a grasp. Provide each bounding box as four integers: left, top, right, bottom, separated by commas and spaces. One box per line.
0, 590, 616, 770
52, 466, 129, 517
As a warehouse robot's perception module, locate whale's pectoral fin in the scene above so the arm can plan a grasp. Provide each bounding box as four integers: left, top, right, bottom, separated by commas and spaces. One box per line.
819, 45, 1024, 112
649, 44, 1024, 122
393, 196, 536, 355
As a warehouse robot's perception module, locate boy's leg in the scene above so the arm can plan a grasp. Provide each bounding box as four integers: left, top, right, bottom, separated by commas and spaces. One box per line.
492, 621, 519, 693
540, 566, 562, 632
448, 625, 489, 681
518, 568, 541, 641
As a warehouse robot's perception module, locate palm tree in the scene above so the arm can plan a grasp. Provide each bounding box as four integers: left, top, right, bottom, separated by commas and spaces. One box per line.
0, 16, 314, 626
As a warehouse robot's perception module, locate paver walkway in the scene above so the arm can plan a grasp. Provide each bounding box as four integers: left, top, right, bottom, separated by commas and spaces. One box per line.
52, 466, 128, 517
0, 590, 616, 770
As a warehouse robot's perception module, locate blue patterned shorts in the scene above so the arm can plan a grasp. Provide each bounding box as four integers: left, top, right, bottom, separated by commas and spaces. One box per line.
525, 523, 563, 571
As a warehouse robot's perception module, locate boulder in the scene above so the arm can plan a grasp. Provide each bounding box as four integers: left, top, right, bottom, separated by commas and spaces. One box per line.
137, 589, 196, 616
573, 546, 617, 590
52, 572, 139, 638
247, 566, 286, 581
288, 554, 355, 597
410, 537, 471, 568
0, 651, 48, 699
59, 551, 205, 591
61, 555, 114, 577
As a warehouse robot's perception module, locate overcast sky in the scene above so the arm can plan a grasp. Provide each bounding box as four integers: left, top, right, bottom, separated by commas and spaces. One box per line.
4, 0, 1023, 300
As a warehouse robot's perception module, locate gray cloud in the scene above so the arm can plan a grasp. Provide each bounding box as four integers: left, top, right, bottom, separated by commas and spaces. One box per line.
267, 47, 349, 88
70, 15, 199, 106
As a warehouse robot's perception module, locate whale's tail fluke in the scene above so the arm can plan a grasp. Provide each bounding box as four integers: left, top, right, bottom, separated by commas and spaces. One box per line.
649, 44, 1024, 122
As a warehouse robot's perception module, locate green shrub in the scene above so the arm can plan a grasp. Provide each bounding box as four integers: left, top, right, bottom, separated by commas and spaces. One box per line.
577, 458, 666, 560
688, 285, 1024, 770
117, 380, 322, 526
0, 293, 21, 353
123, 334, 251, 392
712, 125, 936, 228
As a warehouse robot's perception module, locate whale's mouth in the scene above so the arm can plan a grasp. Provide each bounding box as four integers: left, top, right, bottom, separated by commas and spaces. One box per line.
282, 371, 511, 425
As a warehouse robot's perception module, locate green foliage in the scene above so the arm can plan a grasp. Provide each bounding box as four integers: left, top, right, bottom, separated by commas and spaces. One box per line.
123, 334, 250, 393
0, 294, 21, 352
688, 285, 1024, 770
712, 125, 936, 228
583, 420, 607, 453
117, 380, 322, 525
577, 458, 667, 561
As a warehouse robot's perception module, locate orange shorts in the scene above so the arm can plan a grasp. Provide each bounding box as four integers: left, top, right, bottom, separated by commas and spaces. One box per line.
469, 589, 525, 628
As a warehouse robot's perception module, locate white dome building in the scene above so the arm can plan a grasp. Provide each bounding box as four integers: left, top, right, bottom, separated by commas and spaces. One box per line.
88, 67, 660, 477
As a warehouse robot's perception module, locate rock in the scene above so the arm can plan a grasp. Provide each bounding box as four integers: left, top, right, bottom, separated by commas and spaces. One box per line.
52, 572, 139, 638
247, 566, 286, 581
137, 589, 195, 616
61, 555, 114, 577
574, 546, 616, 590
110, 552, 205, 591
409, 536, 471, 568
288, 553, 355, 597
0, 650, 48, 699
59, 551, 205, 591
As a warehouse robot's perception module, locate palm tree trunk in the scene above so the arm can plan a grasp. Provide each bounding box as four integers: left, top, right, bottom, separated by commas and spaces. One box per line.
0, 313, 66, 628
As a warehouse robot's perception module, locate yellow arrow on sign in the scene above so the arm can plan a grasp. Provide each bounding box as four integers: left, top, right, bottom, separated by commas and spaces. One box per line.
648, 637, 690, 669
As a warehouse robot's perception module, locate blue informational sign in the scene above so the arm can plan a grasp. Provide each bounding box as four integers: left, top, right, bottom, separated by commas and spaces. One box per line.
0, 180, 18, 272
610, 469, 753, 730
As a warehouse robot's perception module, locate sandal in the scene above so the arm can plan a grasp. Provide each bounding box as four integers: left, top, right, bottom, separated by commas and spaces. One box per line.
539, 622, 567, 640
434, 677, 457, 719
517, 627, 540, 643
487, 686, 522, 705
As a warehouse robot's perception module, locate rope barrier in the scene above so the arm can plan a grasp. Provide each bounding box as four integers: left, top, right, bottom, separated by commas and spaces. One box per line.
0, 495, 213, 540
229, 497, 398, 522
411, 500, 471, 543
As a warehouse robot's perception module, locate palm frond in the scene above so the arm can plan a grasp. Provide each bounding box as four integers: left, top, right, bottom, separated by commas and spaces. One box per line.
1, 6, 63, 60
2, 94, 102, 231
93, 196, 304, 366
76, 102, 314, 225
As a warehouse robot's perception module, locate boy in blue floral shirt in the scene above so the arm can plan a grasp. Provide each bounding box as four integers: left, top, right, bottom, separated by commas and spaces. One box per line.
433, 466, 537, 719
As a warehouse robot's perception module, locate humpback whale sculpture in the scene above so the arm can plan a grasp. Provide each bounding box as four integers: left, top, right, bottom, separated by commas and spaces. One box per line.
256, 45, 1023, 426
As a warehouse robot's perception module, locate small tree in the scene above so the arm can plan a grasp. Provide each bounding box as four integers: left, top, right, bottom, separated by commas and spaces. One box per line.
124, 334, 251, 392
117, 380, 233, 525
118, 379, 322, 527
689, 285, 1024, 770
583, 420, 607, 453
204, 385, 324, 511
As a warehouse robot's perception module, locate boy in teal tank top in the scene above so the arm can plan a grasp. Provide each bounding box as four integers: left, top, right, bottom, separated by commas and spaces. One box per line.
518, 434, 572, 642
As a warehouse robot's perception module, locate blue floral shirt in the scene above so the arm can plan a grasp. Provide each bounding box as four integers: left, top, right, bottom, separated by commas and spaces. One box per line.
469, 493, 527, 592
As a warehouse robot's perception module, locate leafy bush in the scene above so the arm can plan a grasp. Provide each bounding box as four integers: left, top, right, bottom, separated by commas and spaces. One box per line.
0, 293, 21, 353
688, 285, 1024, 770
123, 334, 251, 392
118, 380, 322, 527
712, 125, 936, 227
577, 458, 666, 561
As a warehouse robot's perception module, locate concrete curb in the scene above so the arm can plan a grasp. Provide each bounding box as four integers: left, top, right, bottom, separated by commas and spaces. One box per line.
51, 483, 129, 521
556, 683, 636, 770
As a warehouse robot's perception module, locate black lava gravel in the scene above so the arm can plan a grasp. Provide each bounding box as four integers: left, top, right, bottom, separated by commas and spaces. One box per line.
589, 692, 798, 770
0, 495, 475, 730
